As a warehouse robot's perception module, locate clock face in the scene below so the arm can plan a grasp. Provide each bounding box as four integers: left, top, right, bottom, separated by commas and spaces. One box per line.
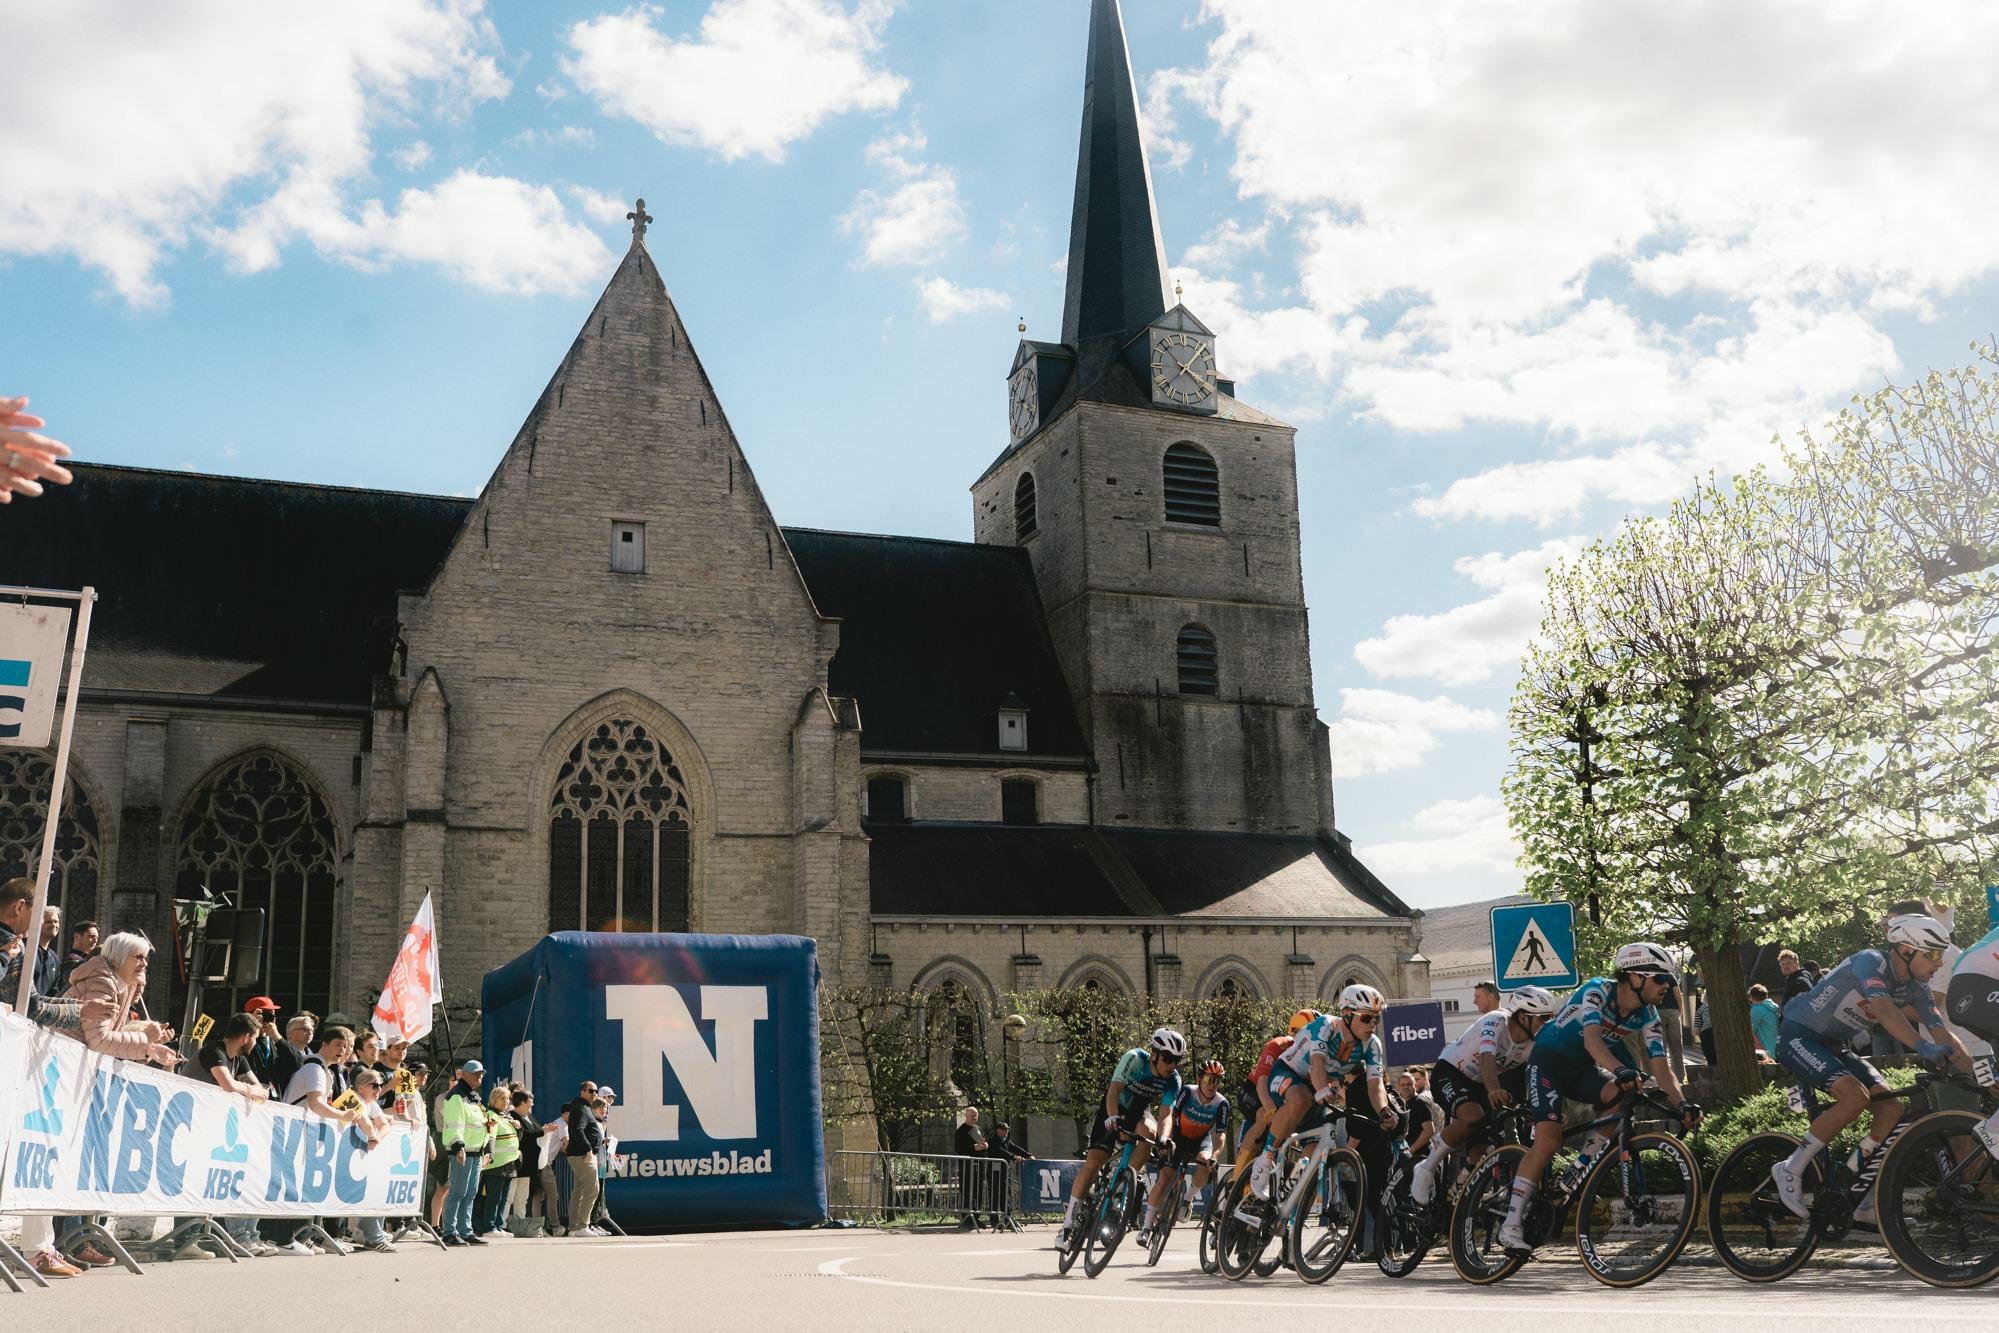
1151, 332, 1217, 408
1009, 361, 1040, 441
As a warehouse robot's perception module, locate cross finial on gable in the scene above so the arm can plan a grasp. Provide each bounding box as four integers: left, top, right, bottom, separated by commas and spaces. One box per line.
627, 197, 653, 243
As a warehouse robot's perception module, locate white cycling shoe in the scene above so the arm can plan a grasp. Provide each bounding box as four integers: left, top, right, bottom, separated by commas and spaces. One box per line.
1410, 1159, 1438, 1207
1769, 1160, 1810, 1219
1852, 1196, 1877, 1227
1248, 1155, 1274, 1201
1496, 1218, 1529, 1253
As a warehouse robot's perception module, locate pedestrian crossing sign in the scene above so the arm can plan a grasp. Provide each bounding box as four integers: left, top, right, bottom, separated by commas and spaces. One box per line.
1490, 901, 1579, 991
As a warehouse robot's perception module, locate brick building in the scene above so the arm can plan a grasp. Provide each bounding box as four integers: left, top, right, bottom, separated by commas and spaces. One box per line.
2, 0, 1420, 1023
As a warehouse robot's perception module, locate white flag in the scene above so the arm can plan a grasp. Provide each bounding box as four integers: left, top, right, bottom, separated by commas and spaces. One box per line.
371, 892, 443, 1044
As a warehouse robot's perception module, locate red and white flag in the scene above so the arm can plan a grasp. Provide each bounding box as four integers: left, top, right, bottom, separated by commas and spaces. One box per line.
372, 891, 443, 1044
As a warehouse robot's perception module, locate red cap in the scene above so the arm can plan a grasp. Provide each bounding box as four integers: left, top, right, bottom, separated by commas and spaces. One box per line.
244, 995, 280, 1014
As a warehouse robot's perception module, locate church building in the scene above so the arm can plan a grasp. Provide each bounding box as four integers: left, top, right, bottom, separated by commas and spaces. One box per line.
3, 0, 1422, 1024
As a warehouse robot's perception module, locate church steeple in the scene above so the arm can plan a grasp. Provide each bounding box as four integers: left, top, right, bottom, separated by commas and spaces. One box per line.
1060, 0, 1173, 349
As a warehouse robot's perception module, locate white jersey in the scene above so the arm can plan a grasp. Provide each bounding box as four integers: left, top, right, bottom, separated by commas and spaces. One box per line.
1437, 1009, 1532, 1079
1942, 937, 1997, 1060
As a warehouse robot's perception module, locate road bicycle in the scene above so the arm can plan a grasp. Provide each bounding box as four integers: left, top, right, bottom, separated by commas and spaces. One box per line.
1705, 1069, 1963, 1282
1449, 1083, 1699, 1288
1873, 1068, 1999, 1287
1378, 1102, 1529, 1278
1213, 1114, 1366, 1284
1142, 1152, 1204, 1266
1055, 1127, 1154, 1278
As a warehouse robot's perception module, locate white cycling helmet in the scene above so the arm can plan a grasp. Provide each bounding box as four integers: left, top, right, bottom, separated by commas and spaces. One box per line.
1505, 985, 1562, 1018
1613, 942, 1677, 979
1886, 914, 1952, 952
1149, 1027, 1189, 1059
1336, 983, 1387, 1016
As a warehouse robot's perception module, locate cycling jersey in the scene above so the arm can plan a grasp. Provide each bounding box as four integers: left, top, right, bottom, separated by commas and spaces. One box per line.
1534, 977, 1666, 1065
1166, 1085, 1231, 1147
1951, 926, 1999, 987
1249, 1034, 1291, 1085
1437, 1009, 1534, 1078
1784, 947, 1943, 1044
1275, 1013, 1384, 1083
1110, 1047, 1184, 1113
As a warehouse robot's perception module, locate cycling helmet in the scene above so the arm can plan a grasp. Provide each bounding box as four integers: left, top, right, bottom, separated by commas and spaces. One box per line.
1336, 983, 1387, 1016
1149, 1027, 1189, 1060
1886, 914, 1952, 952
1613, 942, 1677, 978
1287, 1008, 1320, 1034
1199, 1058, 1226, 1079
1505, 985, 1561, 1018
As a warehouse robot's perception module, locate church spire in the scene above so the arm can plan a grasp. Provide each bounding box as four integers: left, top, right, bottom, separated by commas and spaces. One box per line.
1060, 0, 1173, 349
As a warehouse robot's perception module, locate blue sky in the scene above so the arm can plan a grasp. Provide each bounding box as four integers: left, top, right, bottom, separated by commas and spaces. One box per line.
6, 1, 1999, 909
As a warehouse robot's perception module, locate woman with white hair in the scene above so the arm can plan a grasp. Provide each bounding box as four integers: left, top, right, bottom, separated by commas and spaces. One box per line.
57, 932, 179, 1067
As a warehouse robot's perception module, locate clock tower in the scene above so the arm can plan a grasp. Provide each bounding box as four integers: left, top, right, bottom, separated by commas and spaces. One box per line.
973, 0, 1336, 839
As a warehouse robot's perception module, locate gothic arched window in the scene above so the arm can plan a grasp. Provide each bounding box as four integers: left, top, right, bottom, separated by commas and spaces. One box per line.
930, 978, 983, 1101
1163, 442, 1221, 526
176, 752, 337, 1016
1014, 472, 1038, 541
548, 719, 693, 934
1177, 624, 1220, 696
0, 751, 102, 923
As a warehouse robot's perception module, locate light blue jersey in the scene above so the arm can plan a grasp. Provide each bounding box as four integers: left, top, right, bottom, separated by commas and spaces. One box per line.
1110, 1048, 1184, 1113
1275, 1013, 1384, 1082
1534, 976, 1666, 1065
1785, 948, 1941, 1043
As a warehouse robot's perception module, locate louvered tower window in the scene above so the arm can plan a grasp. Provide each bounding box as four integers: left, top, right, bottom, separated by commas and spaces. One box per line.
1177, 625, 1219, 696
1014, 472, 1038, 540
1163, 443, 1221, 526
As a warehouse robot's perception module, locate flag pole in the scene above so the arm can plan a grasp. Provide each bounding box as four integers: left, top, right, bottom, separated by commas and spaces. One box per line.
15, 588, 93, 1017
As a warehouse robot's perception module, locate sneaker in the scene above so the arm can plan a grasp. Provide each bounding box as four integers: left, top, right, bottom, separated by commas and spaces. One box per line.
1497, 1218, 1530, 1253
173, 1241, 217, 1262
585, 1226, 608, 1237
276, 1240, 315, 1257
70, 1245, 116, 1269
1769, 1160, 1810, 1219
443, 1235, 467, 1247
31, 1251, 81, 1279
1249, 1155, 1274, 1201
363, 1240, 398, 1253
248, 1241, 281, 1257
1410, 1158, 1438, 1207
465, 1234, 488, 1246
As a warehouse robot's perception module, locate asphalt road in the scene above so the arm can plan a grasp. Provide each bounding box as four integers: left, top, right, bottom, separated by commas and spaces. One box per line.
18, 1226, 1997, 1330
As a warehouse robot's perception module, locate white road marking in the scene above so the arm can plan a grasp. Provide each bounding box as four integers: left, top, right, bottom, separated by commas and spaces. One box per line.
812, 1255, 1996, 1320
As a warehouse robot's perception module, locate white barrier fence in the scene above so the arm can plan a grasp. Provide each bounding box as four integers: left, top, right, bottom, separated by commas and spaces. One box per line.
0, 1013, 426, 1218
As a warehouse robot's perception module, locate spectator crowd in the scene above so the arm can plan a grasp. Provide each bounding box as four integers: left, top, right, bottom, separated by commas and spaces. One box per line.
0, 877, 626, 1277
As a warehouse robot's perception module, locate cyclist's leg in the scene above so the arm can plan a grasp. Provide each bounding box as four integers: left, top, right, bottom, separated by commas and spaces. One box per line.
1251, 1078, 1313, 1197
1501, 1055, 1596, 1247
1414, 1063, 1484, 1202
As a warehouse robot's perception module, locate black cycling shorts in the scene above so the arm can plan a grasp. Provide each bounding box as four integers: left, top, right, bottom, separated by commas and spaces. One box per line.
1430, 1061, 1490, 1118
1948, 972, 1999, 1044
1087, 1102, 1153, 1154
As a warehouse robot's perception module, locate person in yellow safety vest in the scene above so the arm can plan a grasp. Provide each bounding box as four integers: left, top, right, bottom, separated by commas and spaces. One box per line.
439, 1060, 490, 1245
478, 1087, 522, 1238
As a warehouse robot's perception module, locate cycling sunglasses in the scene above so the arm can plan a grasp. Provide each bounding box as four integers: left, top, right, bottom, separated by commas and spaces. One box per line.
1346, 1012, 1381, 1025
1633, 970, 1675, 986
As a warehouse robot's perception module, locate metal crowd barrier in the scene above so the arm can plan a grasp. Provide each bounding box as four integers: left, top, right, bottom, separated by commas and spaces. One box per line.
825, 1151, 1025, 1230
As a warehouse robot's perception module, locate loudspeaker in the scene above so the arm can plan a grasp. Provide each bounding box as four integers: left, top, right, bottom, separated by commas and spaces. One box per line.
194, 908, 266, 987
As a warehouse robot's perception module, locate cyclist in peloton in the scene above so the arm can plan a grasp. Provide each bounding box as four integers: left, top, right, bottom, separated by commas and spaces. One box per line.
1769, 913, 1971, 1219
1500, 943, 1700, 1254
1946, 912, 1999, 1062
1409, 985, 1561, 1207
1234, 1010, 1318, 1175
1057, 1027, 1188, 1248
1138, 1058, 1230, 1243
1251, 986, 1398, 1247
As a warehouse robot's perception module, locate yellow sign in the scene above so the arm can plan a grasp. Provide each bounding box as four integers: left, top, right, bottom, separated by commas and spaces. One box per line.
331, 1088, 362, 1112
396, 1069, 420, 1097
190, 1014, 214, 1044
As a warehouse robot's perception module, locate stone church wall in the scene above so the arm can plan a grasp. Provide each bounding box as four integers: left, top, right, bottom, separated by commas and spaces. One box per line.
860, 763, 1090, 825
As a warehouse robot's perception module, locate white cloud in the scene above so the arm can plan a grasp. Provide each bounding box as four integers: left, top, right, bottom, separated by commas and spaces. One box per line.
534, 81, 569, 103
1324, 688, 1500, 778
842, 172, 965, 267
1181, 218, 1269, 272
0, 0, 513, 305
1363, 795, 1520, 878
511, 126, 596, 150
563, 0, 905, 163
566, 186, 636, 227
917, 277, 1009, 324
1354, 538, 1581, 686
215, 171, 614, 297
865, 130, 929, 178
392, 141, 434, 172
1153, 0, 1996, 519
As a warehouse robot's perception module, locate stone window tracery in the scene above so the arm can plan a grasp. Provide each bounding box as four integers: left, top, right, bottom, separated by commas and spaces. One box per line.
548, 719, 692, 934
0, 751, 102, 924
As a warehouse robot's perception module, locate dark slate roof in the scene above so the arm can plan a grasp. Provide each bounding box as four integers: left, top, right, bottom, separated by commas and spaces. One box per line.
781, 528, 1088, 757
1062, 0, 1173, 348
869, 823, 1409, 921
4, 463, 468, 703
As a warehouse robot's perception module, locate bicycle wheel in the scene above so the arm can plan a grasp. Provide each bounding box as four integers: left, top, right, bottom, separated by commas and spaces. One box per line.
1056, 1176, 1096, 1275
1876, 1109, 1999, 1288
1215, 1170, 1276, 1281
1083, 1167, 1137, 1277
1146, 1181, 1178, 1266
1704, 1131, 1821, 1282
1289, 1146, 1365, 1284
1449, 1143, 1528, 1285
1573, 1131, 1699, 1287
1379, 1190, 1435, 1278
1197, 1191, 1222, 1274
